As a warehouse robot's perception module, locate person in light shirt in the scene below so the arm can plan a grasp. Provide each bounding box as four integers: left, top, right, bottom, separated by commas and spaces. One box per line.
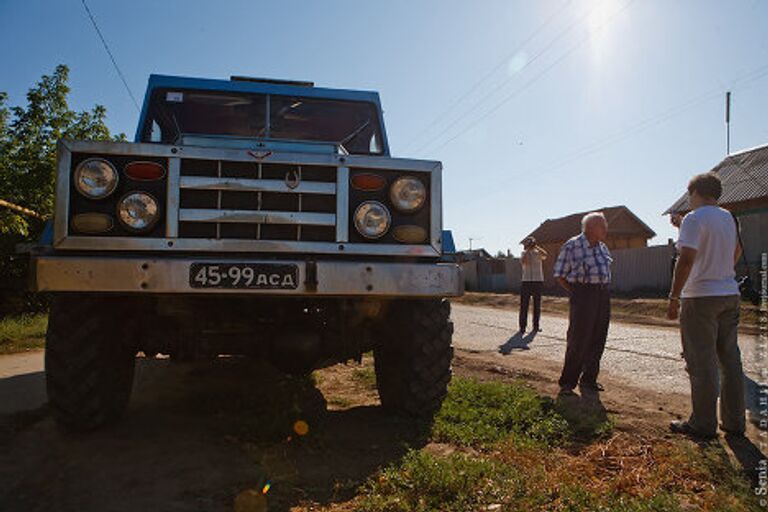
666, 172, 745, 440
519, 237, 548, 333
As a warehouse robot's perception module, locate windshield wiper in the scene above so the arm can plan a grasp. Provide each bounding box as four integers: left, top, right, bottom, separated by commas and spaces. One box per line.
339, 119, 371, 147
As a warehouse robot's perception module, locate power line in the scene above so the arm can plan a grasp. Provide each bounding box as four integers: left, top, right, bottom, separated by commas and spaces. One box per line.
418, 0, 636, 156
470, 62, 768, 203
400, 0, 571, 154
458, 64, 768, 246
411, 0, 617, 156
80, 0, 140, 111
411, 1, 601, 156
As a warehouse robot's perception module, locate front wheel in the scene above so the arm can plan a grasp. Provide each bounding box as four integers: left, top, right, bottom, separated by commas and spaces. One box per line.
373, 299, 453, 417
45, 295, 138, 431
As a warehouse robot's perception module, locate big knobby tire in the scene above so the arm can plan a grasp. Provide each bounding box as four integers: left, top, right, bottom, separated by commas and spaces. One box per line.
45, 295, 137, 431
374, 299, 454, 418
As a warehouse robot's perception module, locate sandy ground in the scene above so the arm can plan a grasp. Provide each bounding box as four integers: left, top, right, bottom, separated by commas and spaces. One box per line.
0, 305, 765, 511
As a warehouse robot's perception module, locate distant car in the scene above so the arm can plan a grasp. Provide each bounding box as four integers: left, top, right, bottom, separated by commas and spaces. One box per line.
30, 74, 463, 430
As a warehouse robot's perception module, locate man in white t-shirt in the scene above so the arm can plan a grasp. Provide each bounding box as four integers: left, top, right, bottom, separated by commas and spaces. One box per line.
519, 237, 548, 332
666, 172, 744, 440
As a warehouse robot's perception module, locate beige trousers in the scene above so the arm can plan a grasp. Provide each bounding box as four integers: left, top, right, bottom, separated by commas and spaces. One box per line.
680, 295, 745, 436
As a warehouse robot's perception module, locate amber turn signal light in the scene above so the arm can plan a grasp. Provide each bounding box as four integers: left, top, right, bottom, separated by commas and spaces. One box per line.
71, 213, 114, 234
351, 173, 385, 191
125, 161, 166, 181
392, 225, 427, 244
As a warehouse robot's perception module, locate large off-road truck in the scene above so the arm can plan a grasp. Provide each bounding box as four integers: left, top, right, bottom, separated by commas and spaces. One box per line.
29, 75, 463, 431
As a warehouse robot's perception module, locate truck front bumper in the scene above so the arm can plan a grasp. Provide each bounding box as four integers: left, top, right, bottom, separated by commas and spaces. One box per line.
31, 255, 463, 298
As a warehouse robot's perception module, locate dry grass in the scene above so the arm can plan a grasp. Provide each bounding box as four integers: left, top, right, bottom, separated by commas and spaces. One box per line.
350, 431, 758, 512
492, 432, 756, 511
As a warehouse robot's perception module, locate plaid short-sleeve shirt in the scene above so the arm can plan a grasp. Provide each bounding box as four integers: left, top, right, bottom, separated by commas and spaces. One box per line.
553, 233, 613, 284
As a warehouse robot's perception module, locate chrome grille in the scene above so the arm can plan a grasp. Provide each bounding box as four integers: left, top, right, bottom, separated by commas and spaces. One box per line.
178, 159, 337, 242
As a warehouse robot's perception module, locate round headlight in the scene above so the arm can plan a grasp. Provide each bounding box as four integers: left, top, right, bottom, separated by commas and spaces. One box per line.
74, 158, 119, 199
354, 201, 391, 239
117, 192, 160, 232
389, 176, 426, 213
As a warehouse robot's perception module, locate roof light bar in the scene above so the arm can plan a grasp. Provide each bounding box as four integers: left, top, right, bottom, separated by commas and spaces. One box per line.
229, 76, 314, 87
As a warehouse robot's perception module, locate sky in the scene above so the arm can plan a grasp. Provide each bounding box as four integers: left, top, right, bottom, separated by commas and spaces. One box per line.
1, 0, 767, 255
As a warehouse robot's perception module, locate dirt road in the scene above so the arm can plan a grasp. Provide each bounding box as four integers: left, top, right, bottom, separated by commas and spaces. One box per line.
452, 303, 763, 410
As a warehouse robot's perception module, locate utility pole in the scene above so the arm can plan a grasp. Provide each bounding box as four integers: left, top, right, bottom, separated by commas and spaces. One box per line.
468, 237, 481, 251
725, 91, 731, 156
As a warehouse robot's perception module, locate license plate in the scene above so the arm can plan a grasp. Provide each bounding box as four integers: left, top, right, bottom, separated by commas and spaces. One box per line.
189, 263, 299, 289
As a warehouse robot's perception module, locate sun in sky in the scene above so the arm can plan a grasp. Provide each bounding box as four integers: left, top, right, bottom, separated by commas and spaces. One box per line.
586, 0, 624, 62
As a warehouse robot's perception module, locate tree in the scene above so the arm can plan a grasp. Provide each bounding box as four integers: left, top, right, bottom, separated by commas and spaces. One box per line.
0, 65, 125, 314
0, 64, 125, 237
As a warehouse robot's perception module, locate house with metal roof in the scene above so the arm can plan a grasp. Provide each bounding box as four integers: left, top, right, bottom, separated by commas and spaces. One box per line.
665, 142, 768, 280
665, 143, 768, 215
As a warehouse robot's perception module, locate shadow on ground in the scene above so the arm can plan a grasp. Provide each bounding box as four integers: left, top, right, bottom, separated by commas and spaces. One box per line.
723, 432, 766, 487
498, 331, 538, 354
0, 370, 46, 415
555, 388, 612, 441
0, 357, 427, 512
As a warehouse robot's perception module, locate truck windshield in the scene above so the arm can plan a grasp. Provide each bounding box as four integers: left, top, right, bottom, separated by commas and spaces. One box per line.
142, 88, 384, 155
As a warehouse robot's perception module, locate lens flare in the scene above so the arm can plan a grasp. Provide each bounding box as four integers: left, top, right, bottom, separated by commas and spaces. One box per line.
293, 420, 309, 436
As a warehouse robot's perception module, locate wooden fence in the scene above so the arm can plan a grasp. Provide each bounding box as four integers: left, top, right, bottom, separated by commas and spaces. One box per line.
463, 243, 675, 295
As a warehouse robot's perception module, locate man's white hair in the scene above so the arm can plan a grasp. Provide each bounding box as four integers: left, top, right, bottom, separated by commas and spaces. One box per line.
581, 211, 607, 232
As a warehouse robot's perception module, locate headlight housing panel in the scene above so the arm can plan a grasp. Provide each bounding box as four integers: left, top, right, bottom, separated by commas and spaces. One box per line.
68, 153, 167, 237
348, 168, 431, 244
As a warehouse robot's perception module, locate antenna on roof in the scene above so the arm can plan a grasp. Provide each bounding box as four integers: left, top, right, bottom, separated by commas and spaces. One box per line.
725, 91, 731, 156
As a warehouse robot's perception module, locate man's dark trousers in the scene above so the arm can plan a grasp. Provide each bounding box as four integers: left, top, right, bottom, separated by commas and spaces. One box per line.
519, 281, 543, 331
558, 283, 611, 389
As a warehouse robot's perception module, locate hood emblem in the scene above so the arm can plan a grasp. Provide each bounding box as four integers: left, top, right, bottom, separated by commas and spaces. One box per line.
285, 170, 300, 190
247, 150, 273, 160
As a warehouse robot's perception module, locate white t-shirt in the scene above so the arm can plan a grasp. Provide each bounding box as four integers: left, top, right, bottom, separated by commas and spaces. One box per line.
521, 249, 544, 282
676, 205, 739, 298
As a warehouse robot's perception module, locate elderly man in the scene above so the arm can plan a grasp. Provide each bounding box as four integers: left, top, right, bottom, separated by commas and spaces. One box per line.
553, 212, 612, 395
667, 173, 744, 439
